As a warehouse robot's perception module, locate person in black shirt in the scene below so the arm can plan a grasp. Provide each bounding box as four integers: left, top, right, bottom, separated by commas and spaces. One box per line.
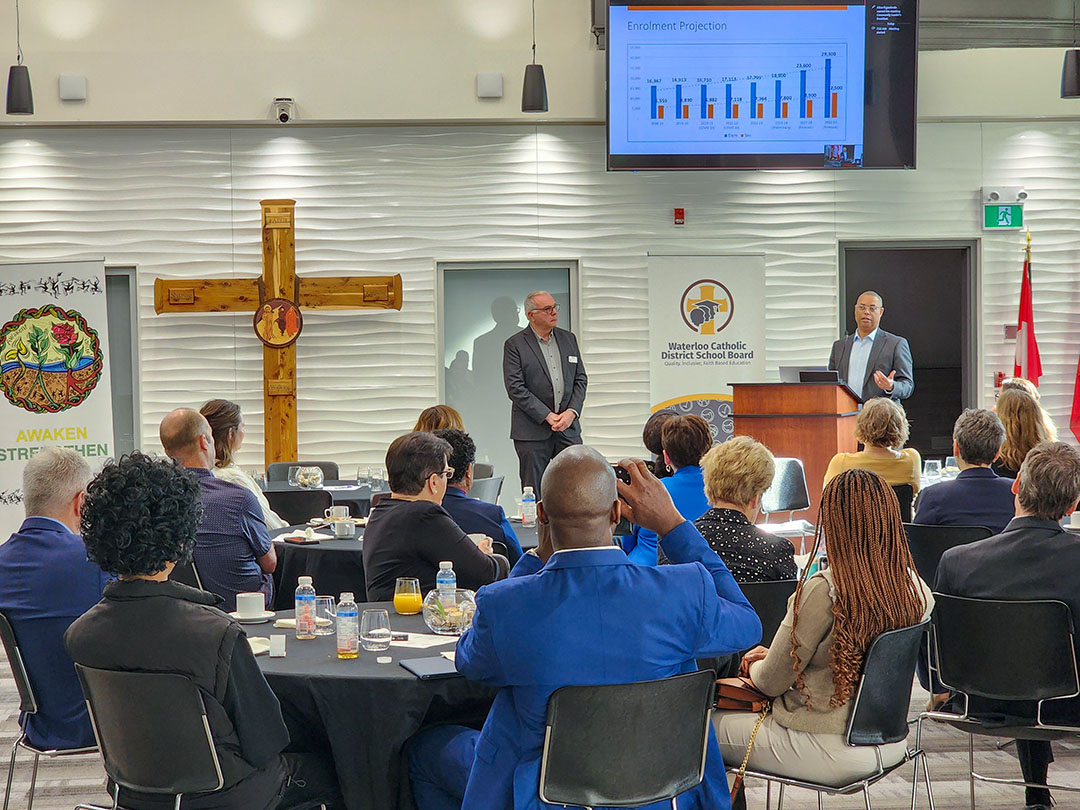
64, 453, 340, 810
694, 436, 796, 583
363, 432, 509, 601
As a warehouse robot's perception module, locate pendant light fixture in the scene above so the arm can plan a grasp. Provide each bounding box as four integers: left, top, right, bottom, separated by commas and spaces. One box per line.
521, 0, 548, 113
6, 0, 33, 115
1063, 1, 1080, 98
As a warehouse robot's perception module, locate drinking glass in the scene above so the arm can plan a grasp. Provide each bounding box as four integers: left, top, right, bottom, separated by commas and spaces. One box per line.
923, 459, 942, 480
288, 465, 301, 487
314, 596, 336, 635
360, 609, 391, 651
944, 456, 959, 474
393, 578, 422, 615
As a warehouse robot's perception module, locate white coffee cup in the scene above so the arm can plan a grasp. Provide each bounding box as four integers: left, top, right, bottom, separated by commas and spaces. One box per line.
468, 533, 493, 553
235, 592, 265, 618
1070, 511, 1080, 528
324, 505, 350, 520
334, 519, 355, 538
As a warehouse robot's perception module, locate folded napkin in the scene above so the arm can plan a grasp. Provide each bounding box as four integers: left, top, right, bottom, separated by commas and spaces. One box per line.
390, 633, 457, 649
273, 617, 332, 629
248, 637, 271, 656
441, 650, 456, 662
279, 530, 334, 541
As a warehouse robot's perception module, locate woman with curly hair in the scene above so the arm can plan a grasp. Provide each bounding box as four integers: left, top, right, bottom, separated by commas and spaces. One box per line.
824, 397, 922, 493
713, 469, 933, 786
992, 387, 1054, 479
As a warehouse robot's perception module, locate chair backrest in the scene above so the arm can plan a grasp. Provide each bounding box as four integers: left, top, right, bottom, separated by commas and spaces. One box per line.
846, 619, 929, 745
171, 558, 205, 591
75, 665, 224, 797
263, 488, 334, 525
931, 593, 1078, 703
0, 610, 38, 715
371, 491, 390, 509
902, 523, 992, 585
473, 462, 494, 480
266, 460, 340, 482
738, 580, 798, 646
891, 484, 914, 522
760, 458, 811, 516
467, 475, 504, 504
539, 670, 714, 807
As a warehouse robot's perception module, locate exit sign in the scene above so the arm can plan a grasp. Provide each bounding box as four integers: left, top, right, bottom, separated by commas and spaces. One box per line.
984, 204, 1023, 229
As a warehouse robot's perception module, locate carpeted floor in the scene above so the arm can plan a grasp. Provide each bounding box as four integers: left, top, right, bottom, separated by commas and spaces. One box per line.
2, 648, 1077, 810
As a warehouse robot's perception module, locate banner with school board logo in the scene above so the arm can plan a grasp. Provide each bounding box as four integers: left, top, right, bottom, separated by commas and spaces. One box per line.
0, 260, 113, 541
647, 254, 766, 442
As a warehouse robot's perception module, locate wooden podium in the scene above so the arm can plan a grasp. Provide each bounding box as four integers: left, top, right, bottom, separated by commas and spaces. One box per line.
731, 383, 861, 520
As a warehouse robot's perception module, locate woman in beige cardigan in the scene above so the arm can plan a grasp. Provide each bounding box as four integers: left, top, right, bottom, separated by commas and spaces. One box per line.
714, 469, 933, 787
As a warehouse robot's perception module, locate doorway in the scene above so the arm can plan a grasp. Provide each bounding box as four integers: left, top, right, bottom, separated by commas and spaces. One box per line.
839, 242, 978, 460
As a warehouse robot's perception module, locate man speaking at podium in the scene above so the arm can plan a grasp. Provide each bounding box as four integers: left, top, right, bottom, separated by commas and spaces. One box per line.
828, 291, 914, 402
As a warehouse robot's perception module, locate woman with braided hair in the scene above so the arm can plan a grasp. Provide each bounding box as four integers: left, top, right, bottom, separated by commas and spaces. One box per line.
713, 468, 934, 788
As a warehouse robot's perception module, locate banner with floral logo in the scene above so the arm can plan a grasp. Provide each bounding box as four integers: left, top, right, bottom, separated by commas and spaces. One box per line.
0, 260, 113, 539
647, 254, 766, 442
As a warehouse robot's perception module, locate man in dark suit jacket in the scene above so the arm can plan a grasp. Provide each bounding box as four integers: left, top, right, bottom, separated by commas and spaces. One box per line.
502, 290, 588, 496
934, 441, 1080, 810
914, 408, 1016, 534
827, 291, 914, 402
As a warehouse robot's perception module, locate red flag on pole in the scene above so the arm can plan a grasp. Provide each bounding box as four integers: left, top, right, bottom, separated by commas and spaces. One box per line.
1014, 233, 1042, 386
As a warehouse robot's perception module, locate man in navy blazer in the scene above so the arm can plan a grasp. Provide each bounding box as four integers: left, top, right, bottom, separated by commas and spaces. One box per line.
827, 291, 914, 402
0, 447, 108, 751
408, 447, 761, 810
502, 290, 588, 496
914, 408, 1016, 534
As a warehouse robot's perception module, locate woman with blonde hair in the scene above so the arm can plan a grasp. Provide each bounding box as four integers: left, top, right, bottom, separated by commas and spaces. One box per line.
992, 388, 1053, 479
824, 398, 921, 493
199, 399, 287, 530
714, 469, 933, 786
413, 405, 465, 433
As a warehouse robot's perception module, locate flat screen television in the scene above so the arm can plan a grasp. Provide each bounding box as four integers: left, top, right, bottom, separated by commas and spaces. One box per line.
607, 0, 918, 170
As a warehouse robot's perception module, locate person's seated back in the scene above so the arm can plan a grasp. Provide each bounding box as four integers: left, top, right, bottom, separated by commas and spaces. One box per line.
641, 409, 676, 480
362, 431, 509, 601
998, 376, 1057, 440
159, 408, 275, 613
623, 413, 713, 565
824, 398, 921, 493
406, 447, 762, 810
64, 453, 340, 810
913, 408, 1015, 534
695, 436, 796, 583
0, 447, 107, 750
990, 387, 1053, 479
432, 428, 523, 566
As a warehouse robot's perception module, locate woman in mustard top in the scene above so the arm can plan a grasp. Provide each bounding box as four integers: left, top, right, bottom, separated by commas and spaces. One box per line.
824, 398, 921, 493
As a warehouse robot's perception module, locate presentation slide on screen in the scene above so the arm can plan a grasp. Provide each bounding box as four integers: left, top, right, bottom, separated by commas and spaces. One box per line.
608, 3, 870, 163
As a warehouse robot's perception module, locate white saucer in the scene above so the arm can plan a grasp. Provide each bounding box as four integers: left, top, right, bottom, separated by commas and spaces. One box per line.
229, 610, 275, 624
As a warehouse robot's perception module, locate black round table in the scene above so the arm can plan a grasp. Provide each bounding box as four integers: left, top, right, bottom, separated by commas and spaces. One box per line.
262, 480, 390, 517
257, 606, 494, 810
271, 525, 366, 610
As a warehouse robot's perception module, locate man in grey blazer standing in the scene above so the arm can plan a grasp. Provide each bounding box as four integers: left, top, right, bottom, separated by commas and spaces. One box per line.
828, 290, 914, 402
502, 291, 588, 496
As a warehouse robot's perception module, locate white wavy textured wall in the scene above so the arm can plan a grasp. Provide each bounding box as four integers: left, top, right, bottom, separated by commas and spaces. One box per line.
0, 123, 1076, 470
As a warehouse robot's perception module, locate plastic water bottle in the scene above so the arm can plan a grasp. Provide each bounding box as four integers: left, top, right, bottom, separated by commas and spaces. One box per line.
436, 561, 457, 608
295, 576, 316, 640
521, 486, 537, 528
336, 592, 359, 659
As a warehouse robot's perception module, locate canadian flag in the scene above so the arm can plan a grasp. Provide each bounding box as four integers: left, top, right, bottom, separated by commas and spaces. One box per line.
1014, 255, 1042, 386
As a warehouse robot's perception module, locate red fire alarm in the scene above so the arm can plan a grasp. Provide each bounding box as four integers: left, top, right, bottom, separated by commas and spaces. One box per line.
674, 207, 685, 225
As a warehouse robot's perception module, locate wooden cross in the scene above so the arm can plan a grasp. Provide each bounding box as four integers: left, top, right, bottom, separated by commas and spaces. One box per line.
154, 199, 402, 464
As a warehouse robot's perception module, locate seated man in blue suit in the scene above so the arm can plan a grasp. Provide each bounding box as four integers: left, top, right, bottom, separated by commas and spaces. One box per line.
408, 447, 762, 810
914, 408, 1016, 534
0, 447, 108, 751
434, 428, 523, 565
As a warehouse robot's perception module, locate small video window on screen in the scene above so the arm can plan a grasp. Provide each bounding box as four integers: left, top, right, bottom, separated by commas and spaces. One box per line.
606, 0, 917, 171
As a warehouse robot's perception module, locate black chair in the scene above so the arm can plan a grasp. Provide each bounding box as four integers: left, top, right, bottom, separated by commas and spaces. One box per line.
901, 524, 991, 586
736, 619, 934, 810
892, 485, 914, 522
539, 670, 715, 809
759, 459, 814, 552
266, 460, 340, 482
264, 488, 333, 526
467, 475, 504, 504
73, 665, 224, 810
922, 594, 1080, 809
0, 612, 107, 810
371, 491, 390, 509
738, 579, 798, 646
171, 558, 205, 591
472, 462, 494, 480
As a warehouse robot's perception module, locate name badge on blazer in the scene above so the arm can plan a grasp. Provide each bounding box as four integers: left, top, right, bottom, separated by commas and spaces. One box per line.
568, 356, 578, 363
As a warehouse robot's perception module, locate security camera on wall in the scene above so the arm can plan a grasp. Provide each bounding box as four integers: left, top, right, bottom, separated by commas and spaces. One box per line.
272, 98, 296, 124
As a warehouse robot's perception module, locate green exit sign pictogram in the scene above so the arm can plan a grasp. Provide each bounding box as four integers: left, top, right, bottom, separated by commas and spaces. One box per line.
984, 204, 1023, 229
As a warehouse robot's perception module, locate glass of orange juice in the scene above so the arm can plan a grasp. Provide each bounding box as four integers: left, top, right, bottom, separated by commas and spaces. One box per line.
393, 577, 422, 614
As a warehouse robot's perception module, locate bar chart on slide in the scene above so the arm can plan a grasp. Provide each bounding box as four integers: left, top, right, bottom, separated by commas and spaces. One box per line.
627, 43, 850, 143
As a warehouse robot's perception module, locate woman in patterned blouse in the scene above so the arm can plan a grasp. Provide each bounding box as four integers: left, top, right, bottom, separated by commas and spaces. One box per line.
695, 436, 797, 583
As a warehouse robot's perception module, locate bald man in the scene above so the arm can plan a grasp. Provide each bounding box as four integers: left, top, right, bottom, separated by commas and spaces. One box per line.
160, 408, 275, 612
408, 446, 761, 810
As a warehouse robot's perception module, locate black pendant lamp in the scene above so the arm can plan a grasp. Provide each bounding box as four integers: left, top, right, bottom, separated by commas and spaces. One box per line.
6, 0, 33, 114
521, 0, 548, 113
1064, 4, 1080, 98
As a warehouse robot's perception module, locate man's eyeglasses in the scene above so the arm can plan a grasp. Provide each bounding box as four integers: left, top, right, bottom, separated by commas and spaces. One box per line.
529, 304, 560, 315
854, 304, 881, 313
